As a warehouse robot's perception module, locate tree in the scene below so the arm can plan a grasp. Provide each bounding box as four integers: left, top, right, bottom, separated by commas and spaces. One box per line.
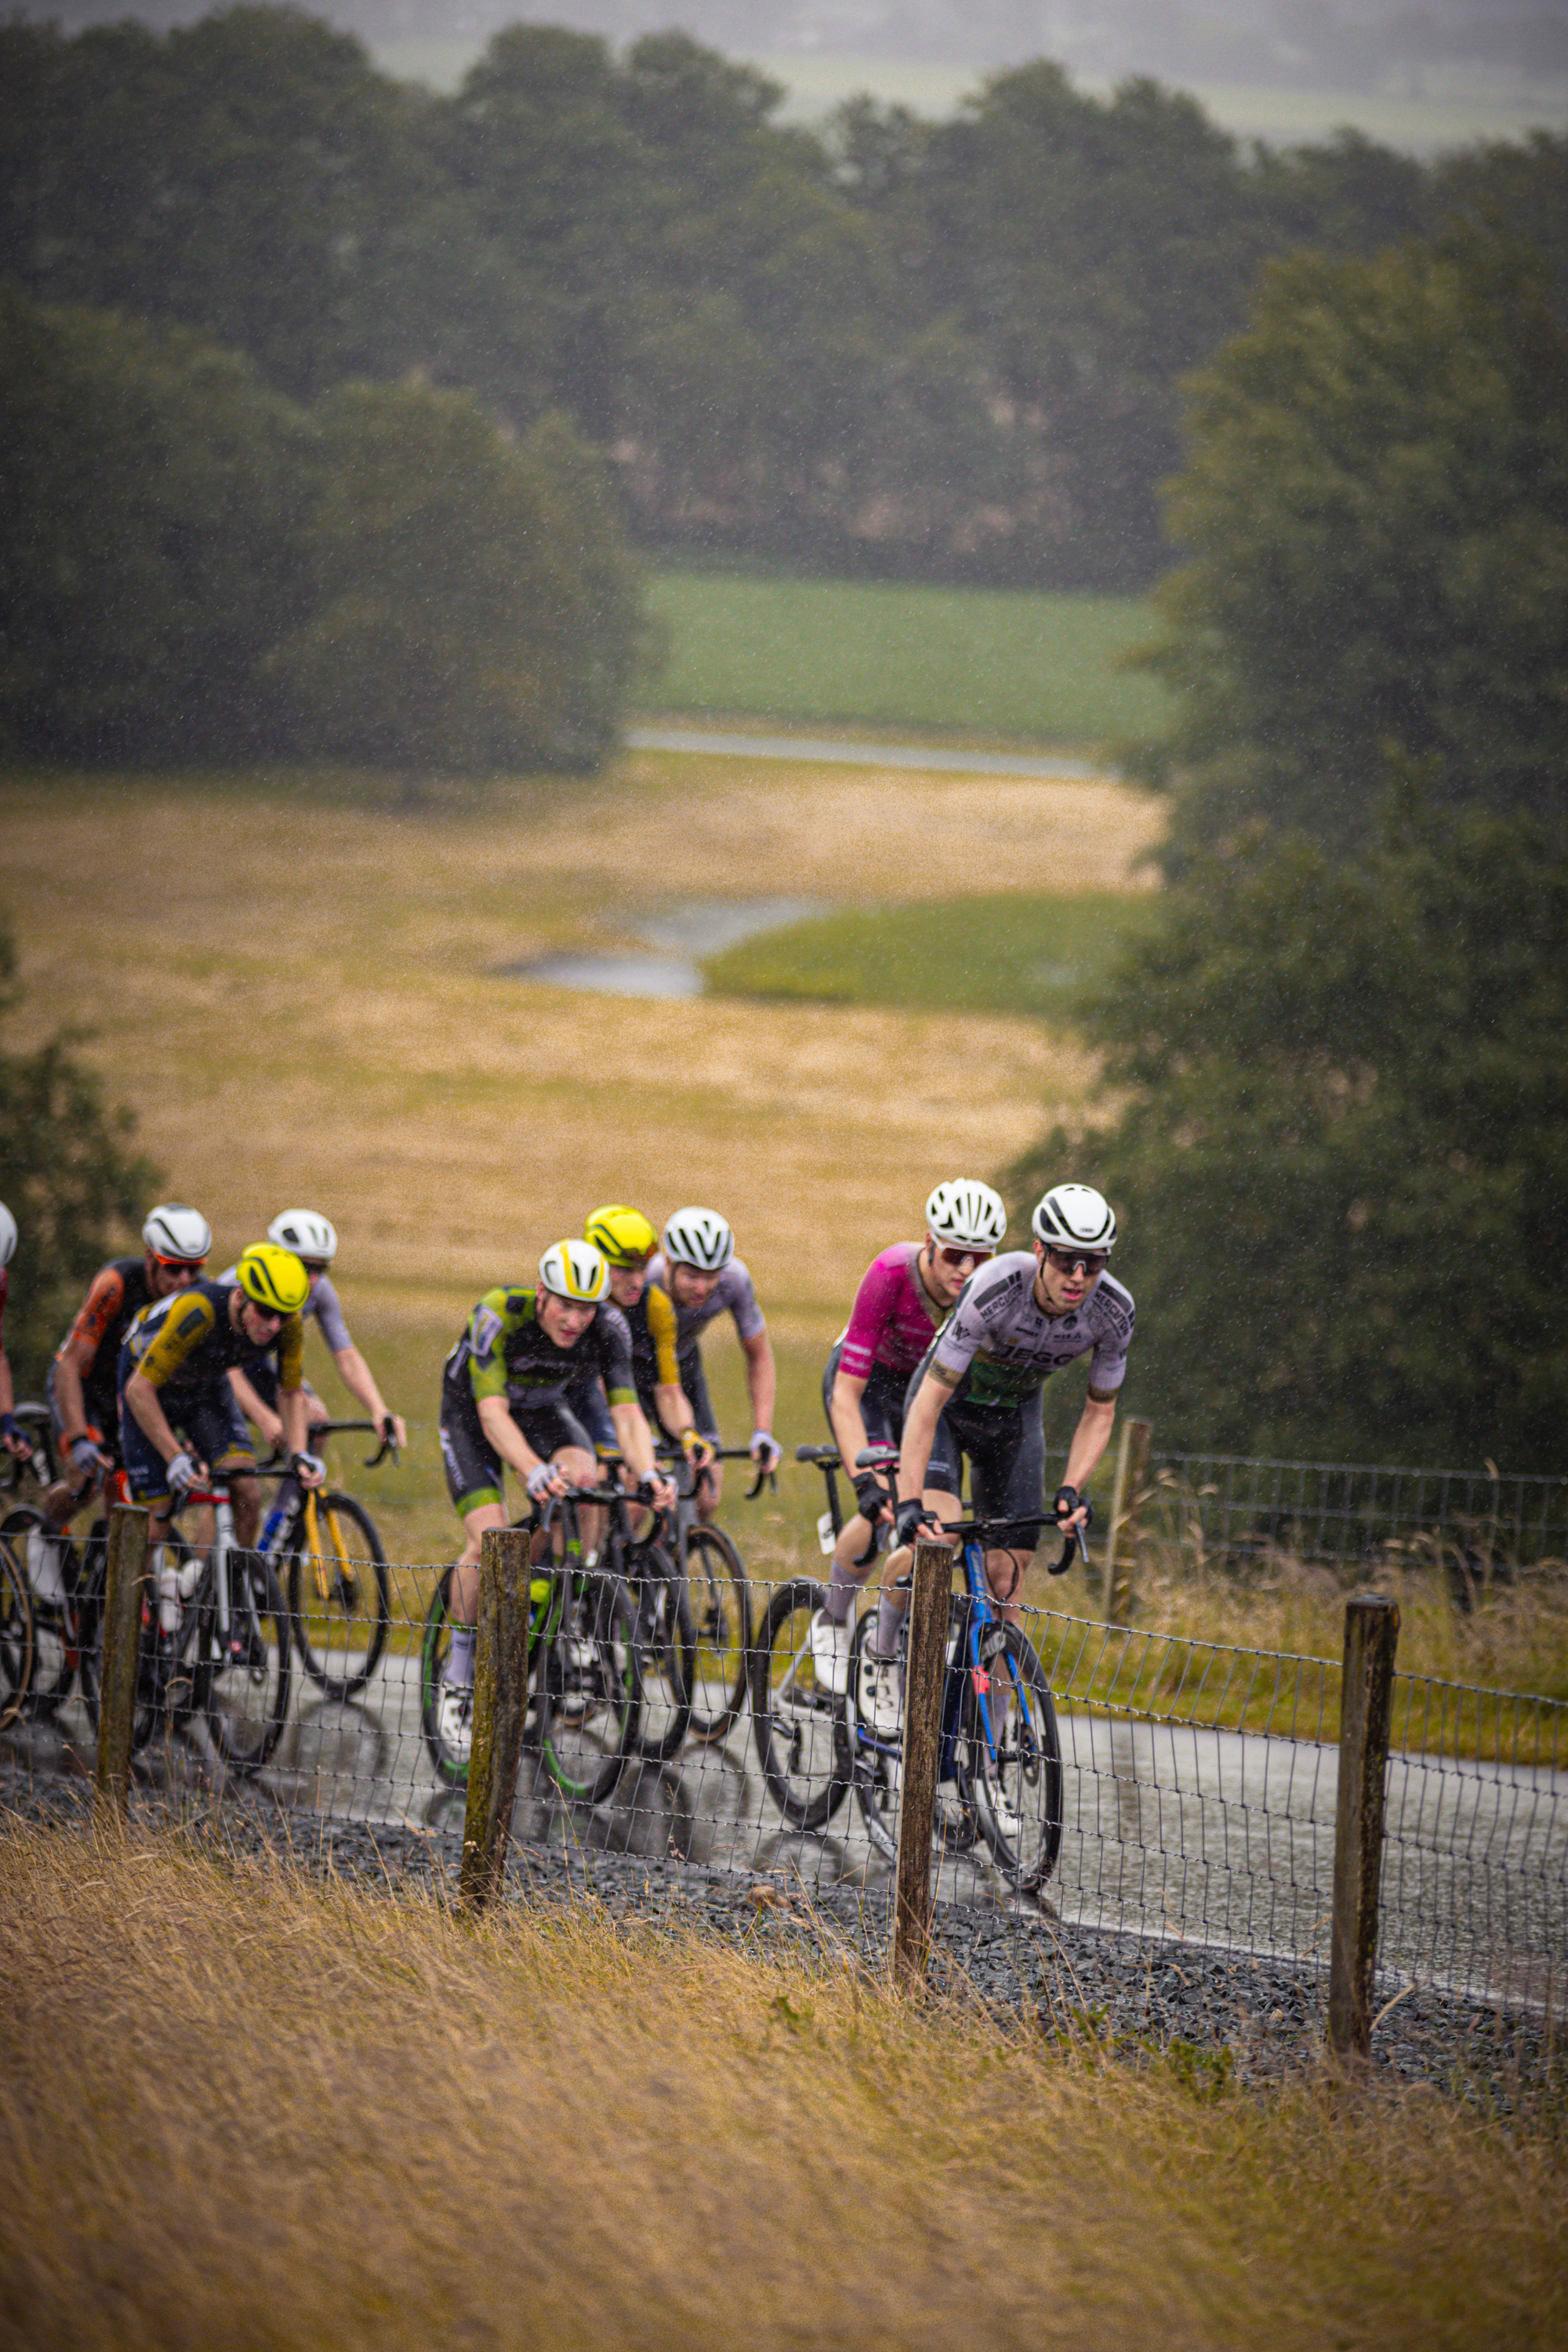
269, 386, 645, 771
1143, 227, 1568, 854
0, 285, 314, 762
0, 920, 158, 1393
1014, 788, 1568, 1470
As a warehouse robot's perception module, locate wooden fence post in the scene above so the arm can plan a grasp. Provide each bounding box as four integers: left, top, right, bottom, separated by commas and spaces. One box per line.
459, 1526, 533, 1917
93, 1503, 149, 1826
892, 1537, 951, 1992
1104, 1417, 1152, 1627
1327, 1592, 1399, 2062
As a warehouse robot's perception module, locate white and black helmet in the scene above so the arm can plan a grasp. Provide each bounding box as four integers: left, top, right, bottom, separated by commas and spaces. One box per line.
1032, 1183, 1117, 1256
925, 1179, 1007, 1254
662, 1207, 734, 1272
142, 1203, 212, 1265
268, 1209, 338, 1265
538, 1238, 610, 1304
0, 1201, 15, 1268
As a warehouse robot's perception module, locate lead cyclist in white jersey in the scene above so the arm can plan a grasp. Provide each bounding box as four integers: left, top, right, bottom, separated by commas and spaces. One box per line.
858, 1182, 1134, 1735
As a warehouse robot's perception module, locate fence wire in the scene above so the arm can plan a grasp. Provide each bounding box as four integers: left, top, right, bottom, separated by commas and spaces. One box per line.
8, 1530, 1559, 2026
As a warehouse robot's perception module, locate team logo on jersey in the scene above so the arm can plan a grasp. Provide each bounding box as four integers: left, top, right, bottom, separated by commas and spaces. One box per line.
470, 1304, 504, 1357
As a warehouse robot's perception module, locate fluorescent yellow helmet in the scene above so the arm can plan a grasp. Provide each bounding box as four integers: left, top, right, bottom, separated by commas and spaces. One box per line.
539, 1239, 609, 1304
235, 1242, 310, 1315
584, 1204, 659, 1267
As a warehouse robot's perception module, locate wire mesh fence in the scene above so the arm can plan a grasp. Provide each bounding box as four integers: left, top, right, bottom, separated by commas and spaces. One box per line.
12, 1508, 1559, 2029
1127, 1452, 1568, 1585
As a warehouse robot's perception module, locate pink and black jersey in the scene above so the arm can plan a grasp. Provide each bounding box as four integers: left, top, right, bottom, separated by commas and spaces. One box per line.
837, 1243, 946, 1382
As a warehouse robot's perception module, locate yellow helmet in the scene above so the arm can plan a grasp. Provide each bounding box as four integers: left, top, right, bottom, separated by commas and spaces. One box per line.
584, 1203, 658, 1267
235, 1242, 310, 1315
538, 1239, 610, 1304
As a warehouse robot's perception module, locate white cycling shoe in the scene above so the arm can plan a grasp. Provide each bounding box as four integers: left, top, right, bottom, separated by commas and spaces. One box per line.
809, 1609, 851, 1697
985, 1782, 1022, 1849
856, 1644, 903, 1740
437, 1679, 474, 1764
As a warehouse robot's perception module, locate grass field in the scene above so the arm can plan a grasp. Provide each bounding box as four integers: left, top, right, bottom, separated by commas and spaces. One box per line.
3, 1824, 1564, 2351
642, 568, 1172, 745
703, 889, 1153, 1018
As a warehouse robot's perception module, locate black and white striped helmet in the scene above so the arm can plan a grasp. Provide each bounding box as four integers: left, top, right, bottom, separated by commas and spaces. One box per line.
662, 1207, 734, 1271
924, 1179, 1007, 1253
142, 1203, 212, 1265
1032, 1184, 1117, 1255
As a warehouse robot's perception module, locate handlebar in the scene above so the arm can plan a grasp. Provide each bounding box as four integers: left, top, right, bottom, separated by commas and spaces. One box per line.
313, 1417, 401, 1469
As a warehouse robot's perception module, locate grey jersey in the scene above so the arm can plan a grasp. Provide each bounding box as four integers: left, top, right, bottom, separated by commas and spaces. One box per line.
645, 1254, 766, 1357
927, 1252, 1134, 1410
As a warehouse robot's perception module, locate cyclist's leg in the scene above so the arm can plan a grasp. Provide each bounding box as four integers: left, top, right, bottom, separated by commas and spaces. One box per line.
872, 1380, 964, 1661
118, 1403, 180, 1548
518, 1402, 599, 1551
822, 1348, 903, 1624
191, 1390, 260, 1545
438, 1373, 507, 1641
968, 1405, 1042, 1626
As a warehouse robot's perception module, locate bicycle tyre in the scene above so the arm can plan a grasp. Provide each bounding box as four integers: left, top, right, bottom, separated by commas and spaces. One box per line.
1, 1506, 73, 1715
419, 1566, 468, 1788
681, 1522, 750, 1743
0, 1521, 34, 1722
80, 1530, 182, 1753
749, 1577, 849, 1831
202, 1553, 291, 1774
285, 1491, 390, 1698
541, 1570, 641, 1806
965, 1622, 1063, 1893
625, 1544, 694, 1762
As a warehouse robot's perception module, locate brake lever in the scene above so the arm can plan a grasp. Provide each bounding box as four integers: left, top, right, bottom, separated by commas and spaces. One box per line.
746, 1465, 777, 1501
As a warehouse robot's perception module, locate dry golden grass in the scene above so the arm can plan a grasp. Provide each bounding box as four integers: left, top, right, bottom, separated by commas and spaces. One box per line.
2, 1821, 1563, 2352
3, 758, 1142, 1322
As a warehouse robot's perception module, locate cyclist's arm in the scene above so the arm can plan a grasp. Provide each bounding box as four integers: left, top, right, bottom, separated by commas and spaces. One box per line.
476, 1392, 547, 1482
827, 1365, 872, 1475
1058, 1389, 1117, 1527
739, 1326, 776, 1442
278, 1385, 323, 1483
0, 1340, 20, 1454
328, 1342, 406, 1450
652, 1377, 701, 1443
229, 1363, 285, 1449
123, 1370, 190, 1467
608, 1398, 673, 1502
51, 1333, 97, 1443
897, 1364, 960, 1506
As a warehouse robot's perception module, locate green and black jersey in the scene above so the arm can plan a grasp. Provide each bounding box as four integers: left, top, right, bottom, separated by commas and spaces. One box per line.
443, 1287, 636, 1414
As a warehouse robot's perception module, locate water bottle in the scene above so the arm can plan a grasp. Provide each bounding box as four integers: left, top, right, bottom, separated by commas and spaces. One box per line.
259, 1501, 287, 1555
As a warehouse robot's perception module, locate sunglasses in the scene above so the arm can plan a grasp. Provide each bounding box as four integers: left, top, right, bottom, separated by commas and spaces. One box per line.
934, 1245, 994, 1271
1044, 1246, 1108, 1277
154, 1254, 207, 1272
245, 1302, 285, 1328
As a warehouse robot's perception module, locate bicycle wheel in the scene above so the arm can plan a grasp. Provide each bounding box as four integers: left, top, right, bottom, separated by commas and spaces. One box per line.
81, 1533, 183, 1754
625, 1544, 694, 1762
681, 1522, 750, 1743
1, 1507, 73, 1715
541, 1570, 640, 1806
0, 1521, 34, 1723
965, 1623, 1063, 1893
285, 1491, 390, 1698
749, 1578, 849, 1831
420, 1567, 469, 1788
202, 1553, 291, 1774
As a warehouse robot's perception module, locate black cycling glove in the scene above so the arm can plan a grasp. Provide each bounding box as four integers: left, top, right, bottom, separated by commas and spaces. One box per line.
852, 1472, 887, 1519
1054, 1484, 1094, 1530
895, 1496, 934, 1548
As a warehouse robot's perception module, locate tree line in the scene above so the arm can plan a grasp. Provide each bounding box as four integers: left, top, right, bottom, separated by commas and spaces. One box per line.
3, 5, 1566, 592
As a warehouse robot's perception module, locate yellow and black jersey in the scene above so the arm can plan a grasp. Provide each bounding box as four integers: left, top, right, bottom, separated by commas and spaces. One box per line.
125, 1279, 305, 1399
625, 1280, 681, 1396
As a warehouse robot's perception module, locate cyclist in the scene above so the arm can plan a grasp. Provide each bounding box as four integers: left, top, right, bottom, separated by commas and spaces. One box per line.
224, 1209, 407, 1457
862, 1182, 1133, 1739
810, 1178, 1007, 1694
569, 1205, 713, 1470
42, 1204, 213, 1529
0, 1201, 26, 1462
434, 1239, 675, 1761
119, 1243, 325, 1550
645, 1208, 781, 1517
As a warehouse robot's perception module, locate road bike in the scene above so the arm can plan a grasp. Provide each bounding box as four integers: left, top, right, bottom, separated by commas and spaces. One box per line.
0, 1513, 34, 1725
420, 1486, 642, 1800
654, 1443, 757, 1744
752, 1444, 1068, 1893
260, 1420, 394, 1699
0, 1403, 57, 1501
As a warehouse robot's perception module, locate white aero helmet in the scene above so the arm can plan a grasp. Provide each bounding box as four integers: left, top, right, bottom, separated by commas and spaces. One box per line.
268, 1209, 338, 1265
539, 1238, 610, 1304
925, 1179, 1007, 1253
142, 1203, 212, 1265
0, 1201, 15, 1267
662, 1207, 734, 1272
1032, 1183, 1117, 1257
